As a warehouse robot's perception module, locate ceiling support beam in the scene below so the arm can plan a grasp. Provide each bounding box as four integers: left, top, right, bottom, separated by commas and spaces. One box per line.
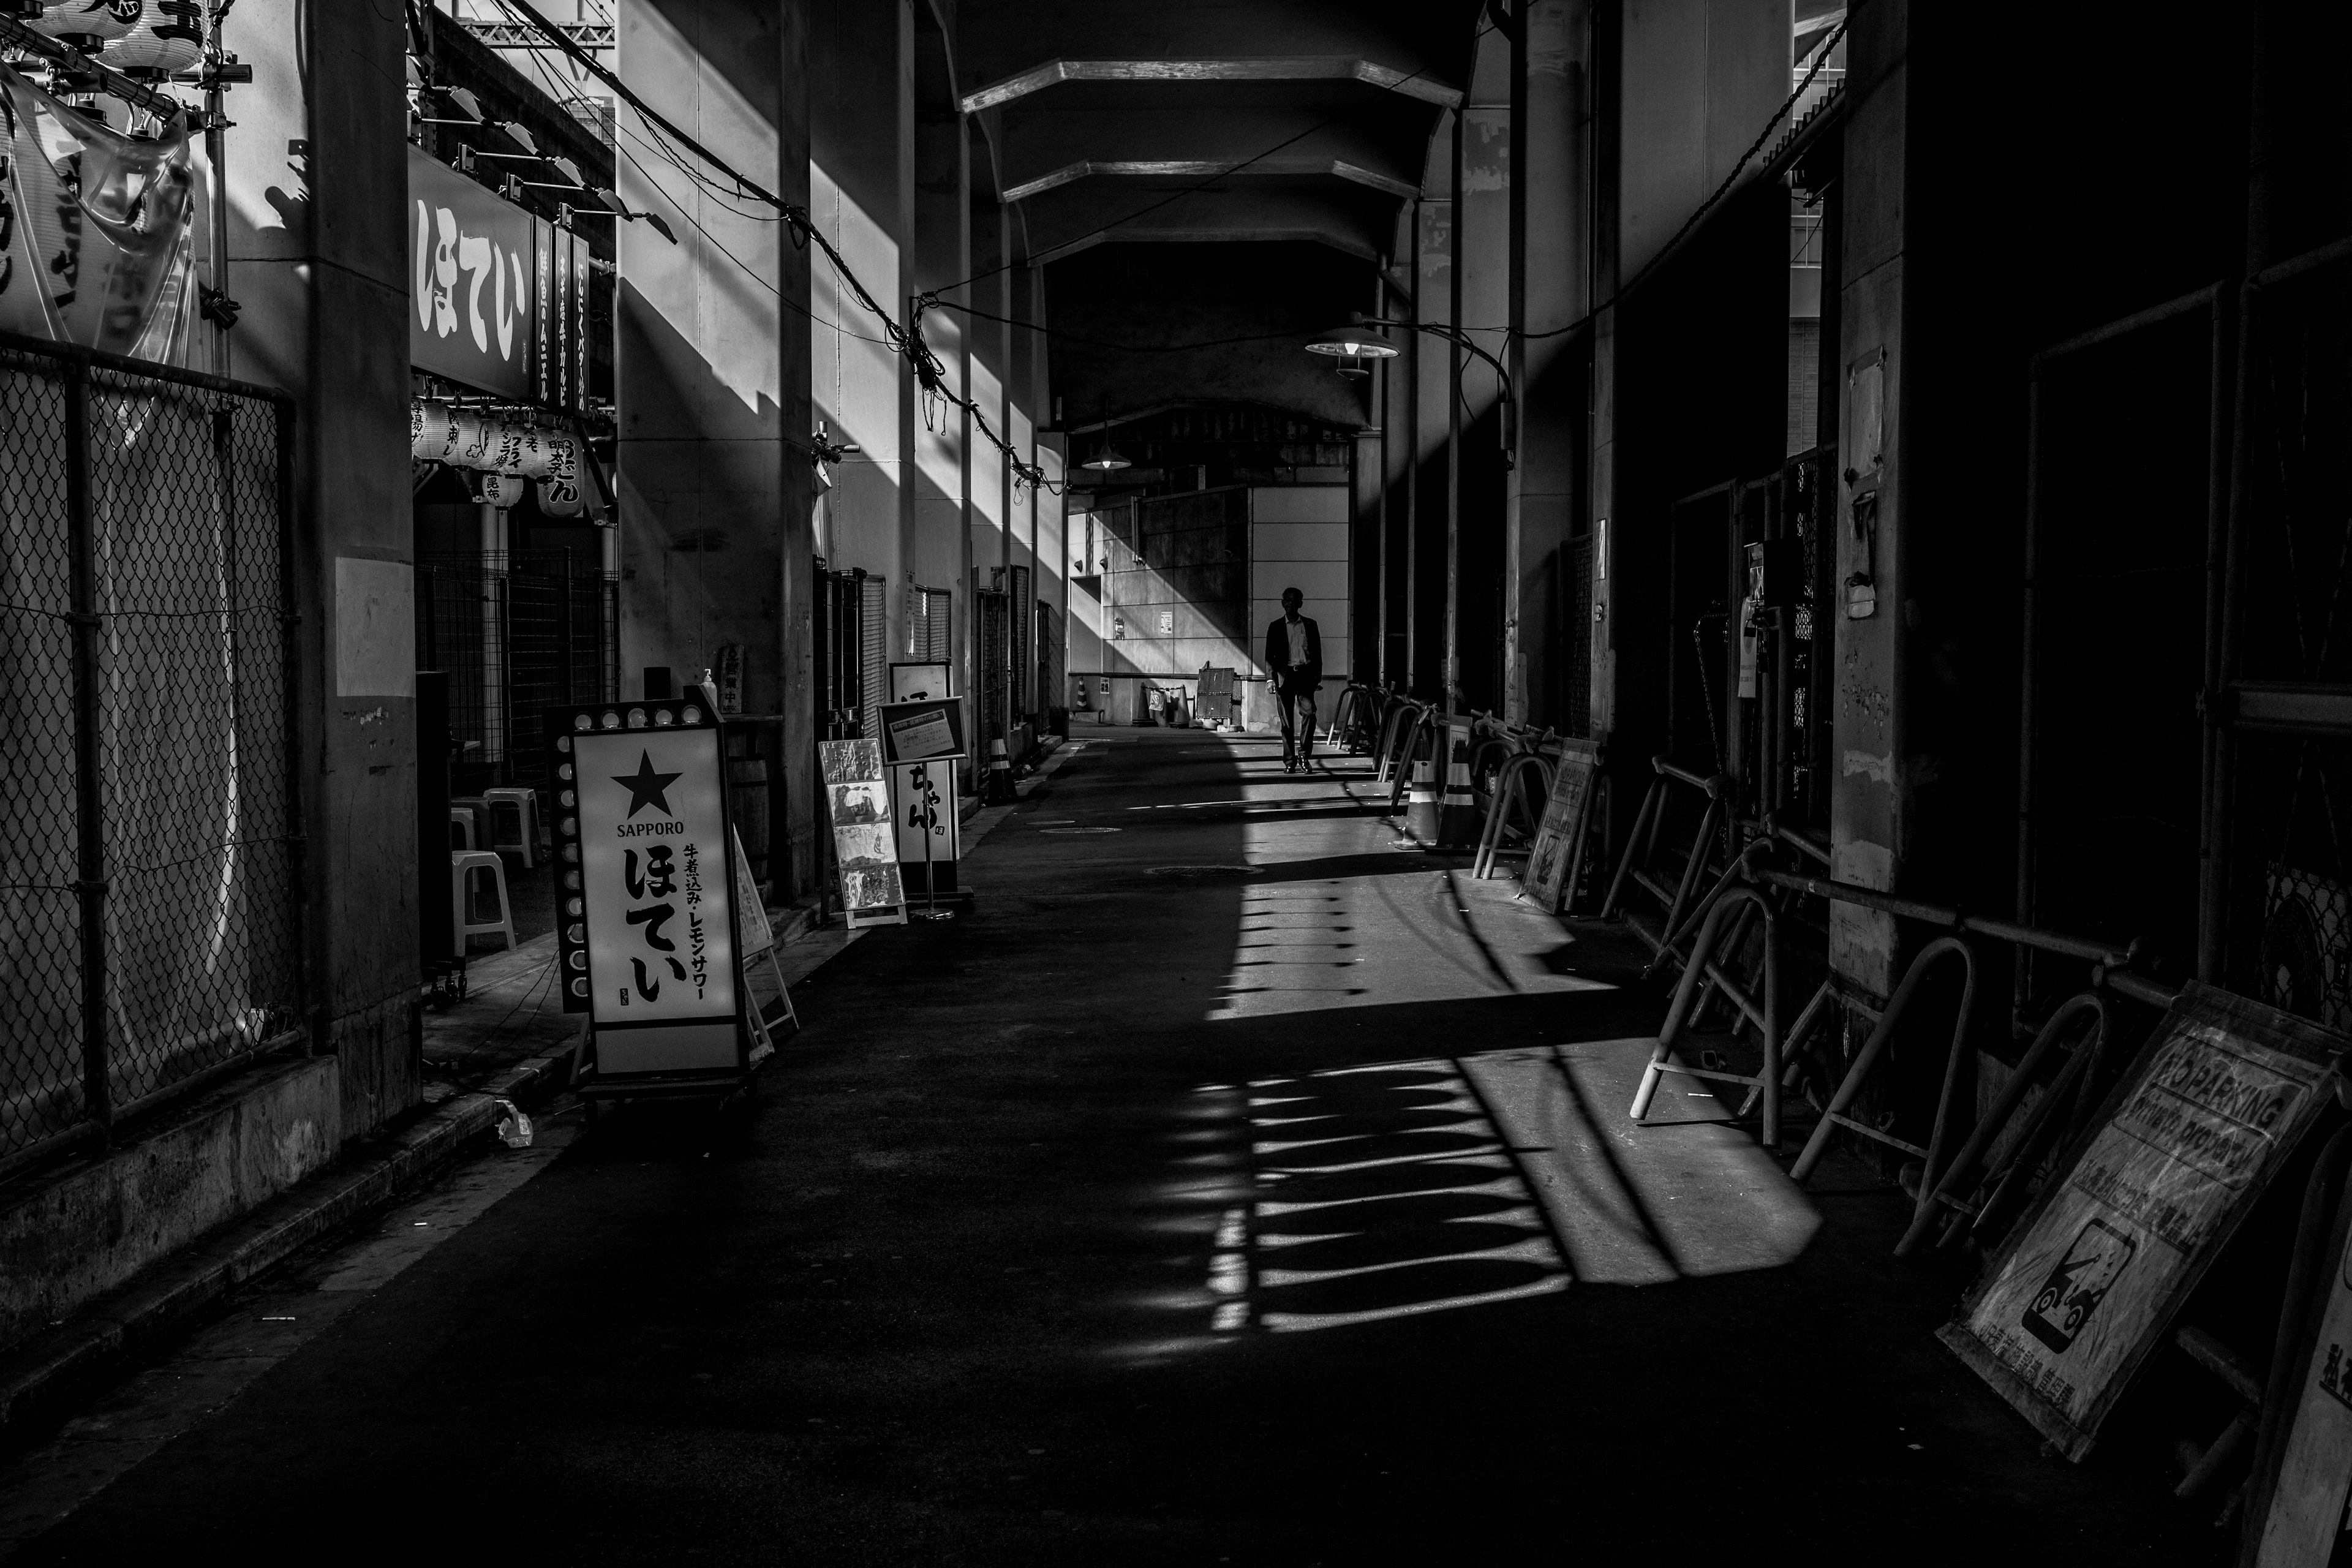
960, 56, 1463, 114
1003, 157, 1419, 203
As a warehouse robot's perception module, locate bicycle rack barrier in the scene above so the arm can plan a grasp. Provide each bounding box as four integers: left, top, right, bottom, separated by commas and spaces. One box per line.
1895, 990, 2112, 1259
1472, 749, 1555, 881
1327, 684, 1379, 755
1629, 885, 1787, 1147
1372, 698, 1425, 787
1387, 706, 1441, 816
1599, 756, 1733, 979
1786, 933, 1983, 1186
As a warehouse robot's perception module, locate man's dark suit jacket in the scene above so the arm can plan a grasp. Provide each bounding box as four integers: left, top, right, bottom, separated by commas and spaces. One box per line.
1265, 613, 1322, 696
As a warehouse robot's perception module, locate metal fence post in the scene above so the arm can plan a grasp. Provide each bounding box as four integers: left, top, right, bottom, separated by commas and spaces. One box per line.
276, 396, 317, 1055
62, 358, 110, 1140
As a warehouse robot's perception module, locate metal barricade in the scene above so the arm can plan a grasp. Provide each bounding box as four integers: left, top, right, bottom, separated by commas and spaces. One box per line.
1373, 696, 1427, 786
1629, 886, 1787, 1147
1325, 682, 1381, 754
1472, 750, 1555, 881
1600, 756, 1734, 978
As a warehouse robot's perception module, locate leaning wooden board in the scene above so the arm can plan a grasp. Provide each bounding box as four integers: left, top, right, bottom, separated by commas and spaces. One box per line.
1520, 739, 1600, 915
1939, 982, 2345, 1460
2242, 1136, 2352, 1566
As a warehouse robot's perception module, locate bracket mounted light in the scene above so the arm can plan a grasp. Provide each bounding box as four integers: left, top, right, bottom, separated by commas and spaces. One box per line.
1305, 322, 1401, 380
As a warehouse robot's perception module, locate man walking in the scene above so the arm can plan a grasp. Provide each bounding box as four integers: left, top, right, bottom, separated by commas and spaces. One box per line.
1265, 586, 1322, 771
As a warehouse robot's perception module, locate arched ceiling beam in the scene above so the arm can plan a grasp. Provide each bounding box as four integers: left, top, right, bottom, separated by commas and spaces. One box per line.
1005, 157, 1417, 204
960, 57, 1462, 115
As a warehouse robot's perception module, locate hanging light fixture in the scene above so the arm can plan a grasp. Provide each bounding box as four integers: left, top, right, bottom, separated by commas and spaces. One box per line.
1082, 400, 1131, 472
1304, 322, 1401, 380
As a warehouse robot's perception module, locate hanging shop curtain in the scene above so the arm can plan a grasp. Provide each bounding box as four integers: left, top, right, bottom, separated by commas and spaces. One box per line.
0, 63, 208, 367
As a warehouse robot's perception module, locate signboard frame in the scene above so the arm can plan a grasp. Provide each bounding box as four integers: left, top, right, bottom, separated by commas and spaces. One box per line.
878, 696, 968, 766
821, 737, 908, 928
1939, 982, 2345, 1459
888, 662, 953, 703
545, 698, 747, 1087
1521, 739, 1601, 914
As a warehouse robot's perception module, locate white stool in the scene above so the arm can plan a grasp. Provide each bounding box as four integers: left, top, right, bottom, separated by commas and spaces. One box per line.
482, 787, 542, 869
449, 807, 475, 851
452, 850, 515, 957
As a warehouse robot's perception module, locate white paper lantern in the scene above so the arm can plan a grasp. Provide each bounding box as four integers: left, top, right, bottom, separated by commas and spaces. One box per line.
537, 477, 585, 519
473, 470, 523, 509
104, 0, 202, 77
410, 399, 456, 461
489, 420, 530, 477
29, 0, 140, 45
448, 409, 494, 470
516, 426, 555, 481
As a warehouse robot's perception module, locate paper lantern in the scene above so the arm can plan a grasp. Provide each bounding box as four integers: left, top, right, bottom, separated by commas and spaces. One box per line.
515, 426, 555, 480
473, 470, 523, 509
29, 0, 140, 44
537, 477, 584, 519
488, 420, 529, 477
104, 0, 200, 75
448, 408, 494, 470
410, 399, 456, 461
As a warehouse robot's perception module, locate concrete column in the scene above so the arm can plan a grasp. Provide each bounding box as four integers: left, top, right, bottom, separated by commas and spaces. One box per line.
1456, 53, 1510, 715
1507, 0, 1591, 729
616, 0, 815, 894
968, 199, 1010, 777
1828, 0, 1908, 997
1410, 179, 1452, 699
229, 0, 418, 1136
812, 0, 913, 617
910, 50, 969, 726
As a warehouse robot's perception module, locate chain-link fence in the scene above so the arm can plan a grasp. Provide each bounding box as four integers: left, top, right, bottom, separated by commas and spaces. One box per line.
0, 333, 303, 1178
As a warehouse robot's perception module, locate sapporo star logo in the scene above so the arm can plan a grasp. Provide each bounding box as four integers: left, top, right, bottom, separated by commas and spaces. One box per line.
612, 750, 683, 819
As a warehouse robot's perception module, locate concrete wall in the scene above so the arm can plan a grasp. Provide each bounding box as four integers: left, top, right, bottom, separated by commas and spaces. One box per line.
1252, 486, 1352, 682
230, 0, 421, 1136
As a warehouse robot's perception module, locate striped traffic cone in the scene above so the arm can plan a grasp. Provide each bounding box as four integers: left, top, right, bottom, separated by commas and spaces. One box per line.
987, 737, 1013, 804
1435, 732, 1477, 848
1403, 751, 1440, 844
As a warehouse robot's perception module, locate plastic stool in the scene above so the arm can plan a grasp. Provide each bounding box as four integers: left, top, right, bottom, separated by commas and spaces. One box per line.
482, 787, 542, 869
451, 850, 515, 957
449, 807, 475, 851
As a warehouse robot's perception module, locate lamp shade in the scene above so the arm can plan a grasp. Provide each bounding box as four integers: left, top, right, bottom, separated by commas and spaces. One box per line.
1304, 323, 1400, 360
1080, 445, 1130, 472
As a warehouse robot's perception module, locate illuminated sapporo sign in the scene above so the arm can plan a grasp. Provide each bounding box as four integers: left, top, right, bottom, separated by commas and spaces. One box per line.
548, 700, 742, 1079
1940, 983, 2341, 1460
407, 146, 589, 407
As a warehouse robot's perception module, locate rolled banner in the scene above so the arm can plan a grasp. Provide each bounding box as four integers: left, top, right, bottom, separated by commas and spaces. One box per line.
104, 0, 201, 76
28, 0, 140, 44
536, 476, 584, 518
473, 470, 524, 510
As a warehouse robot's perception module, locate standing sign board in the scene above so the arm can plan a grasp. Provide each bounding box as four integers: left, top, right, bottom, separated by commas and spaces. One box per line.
821, 739, 907, 928
887, 665, 962, 897
1521, 741, 1600, 914
1940, 984, 2343, 1459
2244, 1157, 2352, 1566
548, 700, 742, 1080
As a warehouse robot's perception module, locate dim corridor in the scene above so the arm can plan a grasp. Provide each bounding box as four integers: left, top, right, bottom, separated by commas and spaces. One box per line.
4, 733, 2222, 1564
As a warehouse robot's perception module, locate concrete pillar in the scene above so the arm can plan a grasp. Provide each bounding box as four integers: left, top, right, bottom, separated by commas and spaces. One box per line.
910, 39, 969, 767
812, 0, 913, 625
968, 198, 1010, 771
1828, 0, 1908, 997
230, 0, 418, 1136
1410, 176, 1452, 700
1456, 43, 1510, 715
1507, 0, 1591, 729
616, 0, 816, 893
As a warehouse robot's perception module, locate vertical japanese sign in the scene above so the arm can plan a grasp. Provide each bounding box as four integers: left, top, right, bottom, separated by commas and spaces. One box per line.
821, 739, 906, 927
1940, 984, 2342, 1459
549, 702, 741, 1078
409, 146, 537, 399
